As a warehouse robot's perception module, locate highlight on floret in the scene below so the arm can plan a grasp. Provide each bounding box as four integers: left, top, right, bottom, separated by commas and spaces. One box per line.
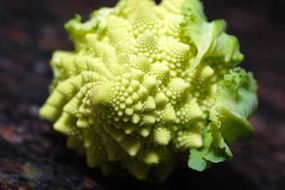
40, 0, 258, 181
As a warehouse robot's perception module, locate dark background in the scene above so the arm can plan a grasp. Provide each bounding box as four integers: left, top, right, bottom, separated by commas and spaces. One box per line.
0, 0, 284, 189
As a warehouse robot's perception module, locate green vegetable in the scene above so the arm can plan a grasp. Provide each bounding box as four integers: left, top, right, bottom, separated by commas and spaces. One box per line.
40, 0, 257, 181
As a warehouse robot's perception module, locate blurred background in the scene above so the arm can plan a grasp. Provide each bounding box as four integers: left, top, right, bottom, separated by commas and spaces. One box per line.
0, 0, 284, 189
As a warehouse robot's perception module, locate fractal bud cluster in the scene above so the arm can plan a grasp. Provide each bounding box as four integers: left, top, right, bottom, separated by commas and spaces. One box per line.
40, 0, 258, 181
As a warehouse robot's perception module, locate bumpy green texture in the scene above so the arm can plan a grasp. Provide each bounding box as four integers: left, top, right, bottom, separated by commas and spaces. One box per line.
40, 0, 258, 181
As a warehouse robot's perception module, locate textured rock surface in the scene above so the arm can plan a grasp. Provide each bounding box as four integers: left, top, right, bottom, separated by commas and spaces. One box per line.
0, 0, 284, 189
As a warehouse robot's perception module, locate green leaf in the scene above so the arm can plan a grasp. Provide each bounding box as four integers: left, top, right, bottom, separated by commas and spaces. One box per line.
210, 68, 258, 144
207, 32, 244, 66
189, 69, 257, 171
183, 19, 226, 70
188, 131, 232, 171
188, 132, 211, 171
181, 0, 244, 68
188, 149, 207, 171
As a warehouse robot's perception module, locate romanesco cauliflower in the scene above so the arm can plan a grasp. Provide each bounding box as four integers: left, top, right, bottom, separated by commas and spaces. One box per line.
40, 0, 258, 181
